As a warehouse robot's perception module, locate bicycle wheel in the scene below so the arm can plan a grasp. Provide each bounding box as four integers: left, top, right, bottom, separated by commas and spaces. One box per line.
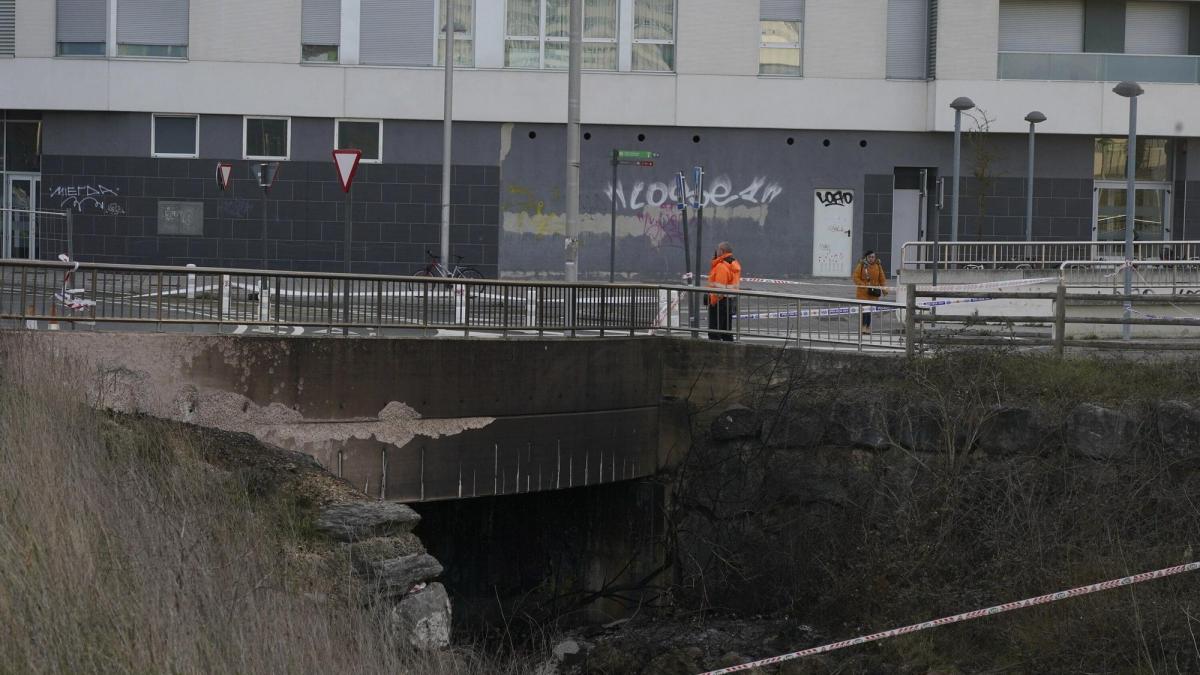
457, 267, 483, 279
414, 267, 432, 276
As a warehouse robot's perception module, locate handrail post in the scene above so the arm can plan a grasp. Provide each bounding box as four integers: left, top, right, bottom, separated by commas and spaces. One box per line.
1054, 280, 1066, 357
376, 279, 383, 335
155, 270, 163, 332
342, 277, 350, 337
422, 280, 430, 330
19, 265, 27, 329
629, 288, 636, 337
600, 285, 606, 337
569, 286, 577, 337
905, 283, 917, 358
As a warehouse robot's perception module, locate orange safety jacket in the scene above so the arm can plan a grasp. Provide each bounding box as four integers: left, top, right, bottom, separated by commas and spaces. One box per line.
708, 253, 742, 305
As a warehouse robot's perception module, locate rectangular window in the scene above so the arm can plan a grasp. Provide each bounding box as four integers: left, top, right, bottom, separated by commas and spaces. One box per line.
360, 0, 434, 66
437, 0, 475, 67
1126, 1, 1189, 56
5, 121, 41, 172
998, 0, 1083, 53
335, 119, 382, 162
117, 0, 189, 58
0, 0, 14, 57
886, 0, 928, 79
759, 0, 802, 76
633, 0, 674, 71
1094, 137, 1171, 182
152, 114, 198, 158
244, 117, 290, 160
302, 0, 341, 63
504, 0, 619, 70
57, 0, 108, 57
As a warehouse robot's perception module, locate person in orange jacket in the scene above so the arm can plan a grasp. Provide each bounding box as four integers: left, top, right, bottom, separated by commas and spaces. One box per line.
853, 250, 887, 334
707, 242, 742, 341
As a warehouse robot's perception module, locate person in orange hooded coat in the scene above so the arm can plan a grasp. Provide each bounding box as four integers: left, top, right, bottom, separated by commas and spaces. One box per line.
852, 250, 887, 334
707, 242, 742, 341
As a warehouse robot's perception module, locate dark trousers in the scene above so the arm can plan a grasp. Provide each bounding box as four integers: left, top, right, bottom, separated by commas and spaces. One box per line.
861, 311, 872, 328
708, 298, 734, 341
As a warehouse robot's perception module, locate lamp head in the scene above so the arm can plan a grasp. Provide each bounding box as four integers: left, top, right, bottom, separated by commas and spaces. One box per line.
1113, 81, 1144, 98
950, 96, 976, 112
1025, 111, 1047, 124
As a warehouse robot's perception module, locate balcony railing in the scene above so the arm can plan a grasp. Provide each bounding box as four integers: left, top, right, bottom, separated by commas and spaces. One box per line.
999, 51, 1200, 84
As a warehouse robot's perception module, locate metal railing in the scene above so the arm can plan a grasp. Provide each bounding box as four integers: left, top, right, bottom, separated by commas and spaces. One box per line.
900, 240, 1200, 271
0, 259, 908, 351
999, 51, 1200, 84
1, 207, 73, 261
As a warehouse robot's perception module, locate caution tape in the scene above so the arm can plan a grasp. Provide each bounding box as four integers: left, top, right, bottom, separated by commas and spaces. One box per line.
698, 560, 1200, 675
737, 296, 998, 321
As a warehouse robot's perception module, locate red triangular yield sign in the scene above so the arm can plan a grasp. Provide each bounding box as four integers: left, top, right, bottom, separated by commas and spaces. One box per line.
333, 149, 362, 193
215, 162, 233, 191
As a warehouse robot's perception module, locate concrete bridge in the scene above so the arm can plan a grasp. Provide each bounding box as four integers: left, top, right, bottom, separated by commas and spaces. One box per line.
29, 331, 714, 502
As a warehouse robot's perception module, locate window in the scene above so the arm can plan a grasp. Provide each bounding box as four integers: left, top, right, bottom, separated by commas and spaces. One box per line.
886, 0, 928, 79
117, 0, 189, 58
302, 0, 341, 63
244, 117, 290, 160
5, 120, 41, 172
0, 0, 14, 57
504, 0, 619, 70
633, 0, 674, 71
998, 0, 1083, 53
335, 120, 382, 163
57, 0, 107, 56
1094, 137, 1170, 182
759, 0, 802, 75
437, 0, 475, 67
152, 114, 198, 158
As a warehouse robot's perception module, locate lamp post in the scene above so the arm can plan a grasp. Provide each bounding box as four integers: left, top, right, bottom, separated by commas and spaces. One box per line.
1113, 80, 1144, 341
950, 96, 975, 243
1024, 111, 1046, 242
439, 0, 454, 279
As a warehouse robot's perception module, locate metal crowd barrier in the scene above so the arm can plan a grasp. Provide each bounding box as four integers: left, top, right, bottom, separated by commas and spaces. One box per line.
900, 240, 1200, 271
0, 259, 907, 351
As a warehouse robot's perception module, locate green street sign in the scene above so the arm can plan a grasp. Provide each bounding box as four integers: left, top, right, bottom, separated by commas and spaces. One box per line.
616, 150, 660, 160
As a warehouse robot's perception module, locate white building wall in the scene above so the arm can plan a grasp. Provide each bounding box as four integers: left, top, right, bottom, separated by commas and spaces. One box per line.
936, 0, 999, 81
16, 0, 53, 57
805, 0, 888, 79
189, 0, 301, 64
676, 0, 758, 76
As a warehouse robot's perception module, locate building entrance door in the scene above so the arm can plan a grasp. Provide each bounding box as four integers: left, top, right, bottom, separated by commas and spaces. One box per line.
4, 174, 41, 259
1092, 181, 1171, 257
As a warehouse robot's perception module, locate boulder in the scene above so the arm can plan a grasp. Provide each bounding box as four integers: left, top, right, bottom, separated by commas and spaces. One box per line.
369, 553, 443, 598
711, 406, 762, 441
642, 647, 702, 675
829, 399, 889, 451
391, 582, 452, 650
888, 404, 943, 453
761, 405, 826, 449
1156, 400, 1200, 459
978, 406, 1049, 456
1064, 403, 1135, 461
315, 501, 420, 541
586, 643, 641, 675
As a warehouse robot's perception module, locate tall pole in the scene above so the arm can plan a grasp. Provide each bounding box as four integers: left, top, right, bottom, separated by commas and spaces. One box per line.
564, 0, 582, 282
1123, 95, 1138, 340
951, 109, 962, 242
440, 0, 454, 275
1025, 123, 1036, 241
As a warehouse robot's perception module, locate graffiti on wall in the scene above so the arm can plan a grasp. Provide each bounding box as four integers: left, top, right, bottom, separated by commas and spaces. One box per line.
638, 205, 685, 248
50, 184, 124, 215
605, 175, 784, 210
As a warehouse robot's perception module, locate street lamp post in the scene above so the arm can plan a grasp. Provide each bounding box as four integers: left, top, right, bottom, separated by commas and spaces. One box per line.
1113, 81, 1144, 341
440, 0, 454, 278
1024, 111, 1046, 242
949, 97, 975, 243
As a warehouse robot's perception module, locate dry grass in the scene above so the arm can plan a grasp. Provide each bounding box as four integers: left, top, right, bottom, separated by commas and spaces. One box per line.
0, 336, 529, 674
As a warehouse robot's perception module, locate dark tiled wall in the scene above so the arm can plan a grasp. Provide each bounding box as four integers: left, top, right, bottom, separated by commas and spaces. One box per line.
862, 174, 894, 269
1183, 181, 1200, 241
40, 156, 500, 276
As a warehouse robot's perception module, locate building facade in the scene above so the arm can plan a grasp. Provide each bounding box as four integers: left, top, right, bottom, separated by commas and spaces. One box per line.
1, 0, 1200, 279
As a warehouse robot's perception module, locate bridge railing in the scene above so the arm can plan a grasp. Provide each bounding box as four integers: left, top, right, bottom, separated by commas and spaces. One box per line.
900, 240, 1200, 270
0, 259, 907, 350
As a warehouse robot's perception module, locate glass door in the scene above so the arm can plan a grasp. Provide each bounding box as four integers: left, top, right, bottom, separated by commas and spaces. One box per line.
1092, 182, 1171, 258
4, 174, 40, 260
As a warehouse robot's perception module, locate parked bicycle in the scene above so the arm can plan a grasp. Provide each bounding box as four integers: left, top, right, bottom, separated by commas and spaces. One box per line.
414, 250, 483, 279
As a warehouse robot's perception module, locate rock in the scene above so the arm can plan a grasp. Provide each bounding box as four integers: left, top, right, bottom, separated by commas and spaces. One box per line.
642, 647, 702, 675
888, 404, 942, 453
586, 643, 640, 675
978, 406, 1048, 456
347, 533, 426, 565
1064, 403, 1135, 460
829, 399, 889, 451
315, 501, 420, 541
390, 582, 452, 650
1156, 400, 1200, 458
369, 553, 443, 598
534, 639, 592, 675
761, 405, 825, 448
711, 406, 762, 441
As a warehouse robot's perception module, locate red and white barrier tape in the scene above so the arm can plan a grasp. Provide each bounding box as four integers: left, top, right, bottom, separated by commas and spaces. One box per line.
698, 560, 1200, 675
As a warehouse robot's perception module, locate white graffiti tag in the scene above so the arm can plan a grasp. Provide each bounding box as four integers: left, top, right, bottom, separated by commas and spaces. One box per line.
605, 175, 784, 211
50, 184, 121, 213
